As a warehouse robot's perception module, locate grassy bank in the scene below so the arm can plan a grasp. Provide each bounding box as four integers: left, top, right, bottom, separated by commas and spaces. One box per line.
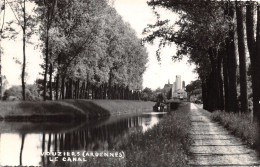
0, 100, 154, 122
122, 103, 192, 167
51, 102, 192, 167
211, 110, 259, 147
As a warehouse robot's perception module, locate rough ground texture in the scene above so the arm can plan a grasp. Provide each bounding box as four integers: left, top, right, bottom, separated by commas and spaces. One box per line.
188, 103, 260, 166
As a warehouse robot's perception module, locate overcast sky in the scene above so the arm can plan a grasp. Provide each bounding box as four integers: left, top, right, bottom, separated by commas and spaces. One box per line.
114, 0, 197, 89
1, 0, 197, 90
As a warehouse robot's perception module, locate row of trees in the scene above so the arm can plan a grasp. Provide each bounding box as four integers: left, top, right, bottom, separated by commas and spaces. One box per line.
1, 0, 148, 101
144, 1, 260, 117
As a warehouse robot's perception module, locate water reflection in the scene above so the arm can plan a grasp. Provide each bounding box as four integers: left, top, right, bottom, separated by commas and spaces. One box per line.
0, 112, 166, 166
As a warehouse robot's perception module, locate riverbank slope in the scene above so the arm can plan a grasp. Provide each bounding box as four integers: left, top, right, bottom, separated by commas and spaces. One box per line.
49, 102, 192, 167
0, 100, 155, 122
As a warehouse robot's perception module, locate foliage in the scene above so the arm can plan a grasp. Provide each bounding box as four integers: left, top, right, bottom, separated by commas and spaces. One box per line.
186, 79, 201, 93
3, 84, 41, 101
143, 1, 250, 112
144, 1, 231, 80
156, 93, 166, 102
4, 0, 38, 100
33, 0, 148, 100
141, 87, 153, 101
166, 88, 172, 99
211, 110, 258, 147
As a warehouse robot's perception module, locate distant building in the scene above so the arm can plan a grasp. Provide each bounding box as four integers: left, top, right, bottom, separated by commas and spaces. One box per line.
175, 75, 181, 90
172, 82, 176, 92
163, 79, 172, 96
171, 75, 187, 99
162, 76, 187, 99
172, 89, 187, 99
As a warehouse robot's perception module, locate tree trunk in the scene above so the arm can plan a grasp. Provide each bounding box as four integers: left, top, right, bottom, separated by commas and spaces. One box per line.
86, 81, 89, 99
0, 0, 3, 100
205, 48, 224, 111
201, 78, 207, 110
254, 5, 260, 120
246, 2, 260, 119
22, 1, 26, 101
92, 84, 94, 99
55, 54, 61, 100
49, 52, 53, 100
61, 76, 65, 99
223, 48, 230, 111
43, 31, 49, 101
69, 79, 73, 99
55, 73, 60, 100
217, 51, 224, 110
65, 81, 68, 99
236, 2, 248, 113
77, 79, 80, 99
226, 4, 239, 112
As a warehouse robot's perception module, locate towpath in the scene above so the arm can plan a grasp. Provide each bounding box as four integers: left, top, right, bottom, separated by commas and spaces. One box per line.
188, 103, 260, 166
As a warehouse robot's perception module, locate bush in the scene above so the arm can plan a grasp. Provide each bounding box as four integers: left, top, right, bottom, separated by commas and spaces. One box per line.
3, 85, 41, 101
211, 110, 258, 147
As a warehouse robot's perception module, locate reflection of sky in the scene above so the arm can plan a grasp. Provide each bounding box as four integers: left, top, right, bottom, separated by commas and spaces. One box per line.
0, 112, 166, 166
0, 134, 42, 166
141, 116, 160, 133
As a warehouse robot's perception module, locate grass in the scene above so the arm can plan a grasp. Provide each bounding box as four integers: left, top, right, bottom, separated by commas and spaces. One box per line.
211, 110, 259, 147
50, 102, 192, 167
90, 100, 154, 115
121, 103, 192, 167
0, 100, 155, 122
0, 101, 86, 122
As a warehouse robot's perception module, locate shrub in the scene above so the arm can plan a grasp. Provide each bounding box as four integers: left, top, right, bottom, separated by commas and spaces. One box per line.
211, 110, 258, 147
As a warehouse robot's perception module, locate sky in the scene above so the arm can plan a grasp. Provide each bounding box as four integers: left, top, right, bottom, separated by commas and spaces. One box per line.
114, 0, 197, 89
1, 0, 197, 90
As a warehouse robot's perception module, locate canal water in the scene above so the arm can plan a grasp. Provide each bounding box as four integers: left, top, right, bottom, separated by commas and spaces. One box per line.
0, 111, 167, 166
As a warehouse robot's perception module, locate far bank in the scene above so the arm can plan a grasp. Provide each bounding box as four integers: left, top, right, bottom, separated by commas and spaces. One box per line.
0, 100, 155, 122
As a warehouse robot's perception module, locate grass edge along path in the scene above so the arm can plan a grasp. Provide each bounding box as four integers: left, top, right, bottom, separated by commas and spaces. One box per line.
122, 103, 192, 167
211, 110, 259, 148
49, 102, 192, 167
0, 100, 154, 122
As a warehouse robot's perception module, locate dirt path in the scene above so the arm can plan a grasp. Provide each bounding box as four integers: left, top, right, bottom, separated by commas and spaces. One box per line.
188, 103, 260, 166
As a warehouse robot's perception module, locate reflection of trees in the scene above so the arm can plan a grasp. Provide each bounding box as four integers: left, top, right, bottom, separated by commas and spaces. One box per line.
48, 133, 51, 152
19, 134, 25, 166
39, 115, 163, 165
42, 134, 45, 166
39, 117, 143, 153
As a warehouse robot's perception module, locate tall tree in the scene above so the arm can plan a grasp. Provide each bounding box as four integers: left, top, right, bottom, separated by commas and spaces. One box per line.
0, 0, 5, 100
236, 2, 248, 113
144, 0, 229, 111
246, 2, 260, 119
34, 0, 57, 101
6, 0, 35, 100
225, 3, 239, 112
255, 4, 260, 119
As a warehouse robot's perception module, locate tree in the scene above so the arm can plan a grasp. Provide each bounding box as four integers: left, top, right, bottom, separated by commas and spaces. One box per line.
0, 0, 6, 100
236, 2, 248, 113
3, 84, 40, 101
5, 0, 35, 100
144, 0, 230, 111
246, 2, 260, 119
34, 0, 148, 101
141, 87, 153, 101
34, 0, 57, 101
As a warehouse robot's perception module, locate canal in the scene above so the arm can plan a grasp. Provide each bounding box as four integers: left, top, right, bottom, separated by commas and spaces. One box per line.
0, 111, 167, 166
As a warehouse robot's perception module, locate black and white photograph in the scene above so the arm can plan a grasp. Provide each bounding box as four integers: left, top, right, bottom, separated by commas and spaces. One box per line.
0, 0, 260, 166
